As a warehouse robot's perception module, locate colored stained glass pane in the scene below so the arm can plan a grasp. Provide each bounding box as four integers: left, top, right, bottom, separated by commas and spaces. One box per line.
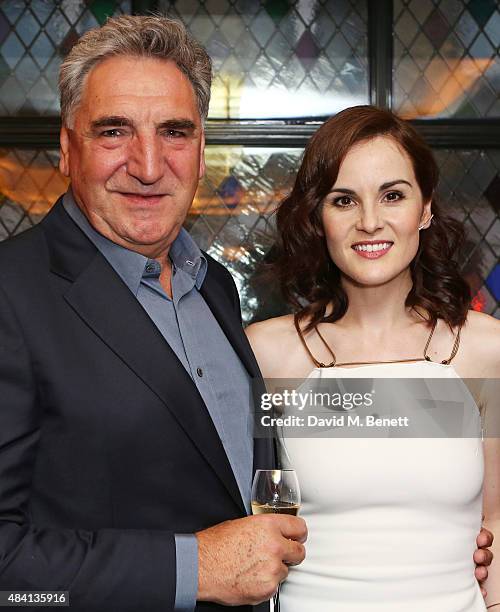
264, 0, 290, 24
89, 0, 117, 25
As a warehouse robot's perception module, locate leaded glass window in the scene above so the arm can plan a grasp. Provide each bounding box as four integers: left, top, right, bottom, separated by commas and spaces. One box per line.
393, 0, 500, 118
1, 145, 499, 320
0, 0, 132, 115
159, 0, 369, 118
0, 0, 498, 321
435, 149, 500, 318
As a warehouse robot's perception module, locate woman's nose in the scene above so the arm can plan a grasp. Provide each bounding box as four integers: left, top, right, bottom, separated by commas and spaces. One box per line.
355, 204, 384, 233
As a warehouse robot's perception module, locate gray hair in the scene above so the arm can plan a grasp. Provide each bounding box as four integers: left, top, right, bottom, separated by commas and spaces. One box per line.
59, 14, 212, 127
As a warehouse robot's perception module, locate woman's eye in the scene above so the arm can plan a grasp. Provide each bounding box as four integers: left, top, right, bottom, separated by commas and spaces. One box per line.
334, 195, 354, 207
384, 191, 404, 202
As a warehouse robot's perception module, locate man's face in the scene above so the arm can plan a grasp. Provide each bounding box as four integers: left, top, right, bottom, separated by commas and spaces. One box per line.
59, 55, 205, 258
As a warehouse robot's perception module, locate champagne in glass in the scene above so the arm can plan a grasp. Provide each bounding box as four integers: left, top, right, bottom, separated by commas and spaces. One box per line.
251, 469, 301, 515
251, 470, 301, 612
251, 501, 300, 515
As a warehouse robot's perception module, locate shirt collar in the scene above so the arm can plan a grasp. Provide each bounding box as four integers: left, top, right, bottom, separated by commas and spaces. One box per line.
170, 225, 207, 289
62, 189, 207, 294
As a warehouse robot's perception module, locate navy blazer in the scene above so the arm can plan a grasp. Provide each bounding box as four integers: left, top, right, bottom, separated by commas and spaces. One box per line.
0, 198, 273, 611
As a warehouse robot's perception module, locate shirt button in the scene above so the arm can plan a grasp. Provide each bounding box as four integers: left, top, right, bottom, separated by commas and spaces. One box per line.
145, 263, 155, 273
196, 367, 203, 378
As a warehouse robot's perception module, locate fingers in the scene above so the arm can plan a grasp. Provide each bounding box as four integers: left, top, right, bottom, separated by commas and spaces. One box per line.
477, 526, 494, 548
196, 516, 307, 606
282, 538, 306, 566
475, 565, 488, 582
278, 515, 308, 543
474, 547, 493, 567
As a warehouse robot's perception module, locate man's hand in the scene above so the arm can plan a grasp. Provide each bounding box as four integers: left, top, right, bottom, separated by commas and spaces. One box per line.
196, 514, 307, 606
474, 526, 494, 597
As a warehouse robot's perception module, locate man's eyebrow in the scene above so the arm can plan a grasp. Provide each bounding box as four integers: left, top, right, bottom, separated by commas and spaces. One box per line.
90, 116, 132, 129
90, 117, 197, 131
157, 119, 196, 131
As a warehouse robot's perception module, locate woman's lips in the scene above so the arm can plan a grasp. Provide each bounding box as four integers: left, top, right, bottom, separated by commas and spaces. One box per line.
351, 242, 393, 259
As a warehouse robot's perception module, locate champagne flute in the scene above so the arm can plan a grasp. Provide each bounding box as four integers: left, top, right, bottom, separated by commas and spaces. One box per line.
251, 470, 301, 612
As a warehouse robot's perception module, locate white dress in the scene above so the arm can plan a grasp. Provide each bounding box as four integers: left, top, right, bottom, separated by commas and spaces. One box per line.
279, 361, 485, 612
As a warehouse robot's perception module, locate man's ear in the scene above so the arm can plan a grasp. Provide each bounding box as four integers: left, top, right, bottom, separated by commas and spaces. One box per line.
59, 127, 70, 177
198, 130, 206, 180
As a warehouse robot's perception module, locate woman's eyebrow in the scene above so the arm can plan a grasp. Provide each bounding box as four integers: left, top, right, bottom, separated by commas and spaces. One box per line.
329, 187, 357, 195
379, 179, 412, 190
329, 179, 412, 195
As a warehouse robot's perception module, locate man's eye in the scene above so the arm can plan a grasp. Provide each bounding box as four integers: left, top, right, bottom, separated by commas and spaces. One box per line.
334, 195, 354, 207
100, 129, 123, 137
165, 129, 186, 138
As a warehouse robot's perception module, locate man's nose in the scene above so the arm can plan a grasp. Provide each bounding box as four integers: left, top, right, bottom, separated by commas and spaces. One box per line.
356, 203, 384, 234
126, 135, 164, 185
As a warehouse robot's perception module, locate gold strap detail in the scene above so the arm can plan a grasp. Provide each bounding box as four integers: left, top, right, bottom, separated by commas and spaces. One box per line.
423, 321, 461, 365
294, 315, 336, 368
334, 357, 430, 367
295, 316, 462, 368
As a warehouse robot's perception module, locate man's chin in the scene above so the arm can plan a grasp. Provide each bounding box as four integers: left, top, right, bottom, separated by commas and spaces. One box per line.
119, 226, 178, 253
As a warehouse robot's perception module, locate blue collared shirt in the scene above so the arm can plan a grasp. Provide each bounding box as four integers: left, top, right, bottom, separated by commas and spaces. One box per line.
63, 191, 253, 611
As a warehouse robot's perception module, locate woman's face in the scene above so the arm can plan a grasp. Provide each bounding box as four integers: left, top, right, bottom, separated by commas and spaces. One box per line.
320, 135, 432, 288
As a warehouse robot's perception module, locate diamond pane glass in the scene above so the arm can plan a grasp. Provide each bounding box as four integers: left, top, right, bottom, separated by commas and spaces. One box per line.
435, 149, 500, 315
159, 0, 369, 119
1, 146, 499, 321
0, 0, 132, 116
393, 0, 500, 118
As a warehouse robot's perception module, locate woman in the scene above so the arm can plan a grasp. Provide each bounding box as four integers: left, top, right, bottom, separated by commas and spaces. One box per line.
246, 106, 500, 611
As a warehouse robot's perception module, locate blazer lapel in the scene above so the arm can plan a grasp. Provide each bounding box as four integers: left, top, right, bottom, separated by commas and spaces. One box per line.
42, 200, 245, 513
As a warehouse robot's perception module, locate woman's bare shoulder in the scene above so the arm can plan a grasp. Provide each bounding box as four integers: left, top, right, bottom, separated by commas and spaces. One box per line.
463, 310, 500, 344
245, 314, 303, 377
245, 314, 297, 350
459, 310, 500, 376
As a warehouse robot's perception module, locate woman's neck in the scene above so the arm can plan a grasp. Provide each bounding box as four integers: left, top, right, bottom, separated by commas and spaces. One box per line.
338, 270, 424, 333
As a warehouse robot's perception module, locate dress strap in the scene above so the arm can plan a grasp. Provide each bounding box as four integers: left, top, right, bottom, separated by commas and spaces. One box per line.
294, 316, 462, 368
423, 320, 462, 365
294, 315, 336, 368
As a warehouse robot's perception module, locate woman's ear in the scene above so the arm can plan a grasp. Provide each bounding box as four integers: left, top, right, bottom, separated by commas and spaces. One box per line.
418, 200, 433, 231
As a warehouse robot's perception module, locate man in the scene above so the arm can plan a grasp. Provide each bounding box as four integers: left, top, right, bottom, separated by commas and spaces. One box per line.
0, 15, 304, 612
0, 14, 491, 612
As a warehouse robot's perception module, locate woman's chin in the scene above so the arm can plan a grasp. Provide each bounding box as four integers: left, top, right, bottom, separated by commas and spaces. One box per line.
342, 269, 411, 289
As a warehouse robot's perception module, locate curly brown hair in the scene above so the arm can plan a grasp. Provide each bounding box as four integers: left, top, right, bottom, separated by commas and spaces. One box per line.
274, 105, 471, 332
